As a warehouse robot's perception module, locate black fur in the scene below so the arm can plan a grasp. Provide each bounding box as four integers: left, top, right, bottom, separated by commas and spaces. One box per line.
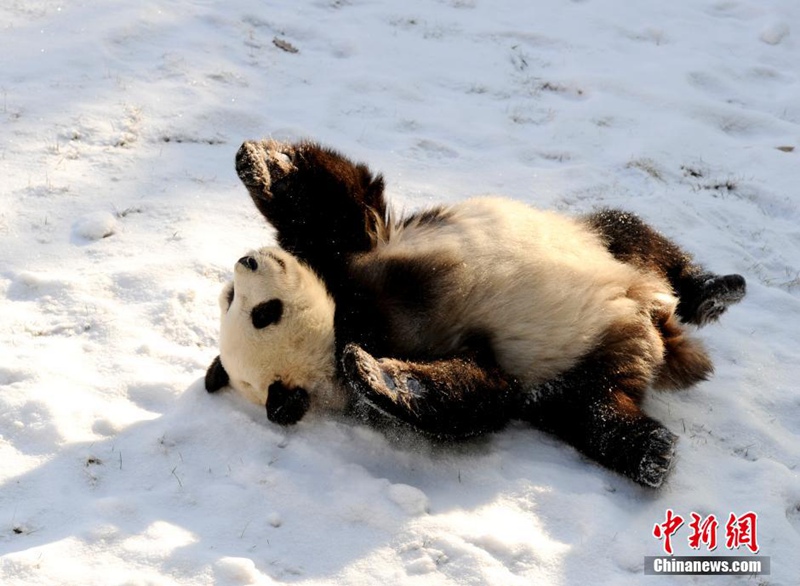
343, 344, 518, 438
225, 286, 234, 311
236, 140, 387, 299
348, 252, 462, 358
518, 318, 678, 488
343, 315, 680, 486
524, 380, 678, 488
584, 209, 746, 325
238, 255, 259, 271
266, 381, 310, 425
205, 355, 229, 393
236, 139, 744, 488
401, 206, 453, 230
251, 299, 284, 329
677, 273, 746, 326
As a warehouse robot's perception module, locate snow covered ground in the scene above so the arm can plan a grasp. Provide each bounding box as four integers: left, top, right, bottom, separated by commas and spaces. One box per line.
1, 0, 799, 583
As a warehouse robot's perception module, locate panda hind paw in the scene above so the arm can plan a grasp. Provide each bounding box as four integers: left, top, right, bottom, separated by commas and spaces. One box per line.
636, 427, 678, 489
686, 273, 746, 327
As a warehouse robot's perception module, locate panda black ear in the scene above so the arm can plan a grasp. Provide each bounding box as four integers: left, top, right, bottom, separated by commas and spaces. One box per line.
252, 298, 284, 329
266, 381, 310, 425
205, 355, 230, 393
225, 284, 235, 311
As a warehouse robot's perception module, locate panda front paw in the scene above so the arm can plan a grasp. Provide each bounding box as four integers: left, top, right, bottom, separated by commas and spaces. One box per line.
235, 140, 297, 202
266, 381, 310, 425
342, 344, 412, 408
342, 343, 514, 438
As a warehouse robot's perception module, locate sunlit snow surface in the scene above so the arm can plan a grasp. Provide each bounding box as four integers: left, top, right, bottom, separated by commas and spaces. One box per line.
1, 1, 799, 584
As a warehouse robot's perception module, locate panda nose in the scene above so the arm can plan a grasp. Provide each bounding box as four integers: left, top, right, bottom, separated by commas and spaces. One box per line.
238, 256, 258, 271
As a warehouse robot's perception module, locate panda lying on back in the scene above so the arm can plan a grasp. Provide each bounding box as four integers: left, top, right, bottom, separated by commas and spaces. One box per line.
206, 139, 746, 488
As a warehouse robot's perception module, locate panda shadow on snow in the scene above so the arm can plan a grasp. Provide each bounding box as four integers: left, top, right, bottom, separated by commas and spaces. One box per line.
206, 139, 746, 490
4, 380, 497, 582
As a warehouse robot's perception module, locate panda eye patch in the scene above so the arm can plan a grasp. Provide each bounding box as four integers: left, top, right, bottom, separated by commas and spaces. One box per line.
251, 298, 284, 329
226, 286, 235, 310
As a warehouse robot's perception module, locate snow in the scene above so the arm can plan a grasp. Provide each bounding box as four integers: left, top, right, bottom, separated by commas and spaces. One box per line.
73, 212, 119, 241
1, 0, 799, 584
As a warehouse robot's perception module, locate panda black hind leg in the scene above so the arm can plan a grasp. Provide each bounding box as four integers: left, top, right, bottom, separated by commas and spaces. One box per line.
525, 386, 678, 488
342, 344, 520, 439
584, 209, 746, 326
521, 319, 679, 488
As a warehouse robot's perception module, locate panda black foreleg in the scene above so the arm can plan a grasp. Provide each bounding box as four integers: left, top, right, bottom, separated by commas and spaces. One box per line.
584, 209, 745, 326
235, 139, 388, 290
341, 344, 520, 439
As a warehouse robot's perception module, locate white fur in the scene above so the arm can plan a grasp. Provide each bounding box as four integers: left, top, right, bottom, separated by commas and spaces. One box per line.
371, 196, 677, 386
219, 197, 678, 411
217, 247, 344, 413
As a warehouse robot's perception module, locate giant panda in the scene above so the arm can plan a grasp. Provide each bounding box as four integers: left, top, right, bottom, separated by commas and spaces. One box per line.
206, 139, 746, 488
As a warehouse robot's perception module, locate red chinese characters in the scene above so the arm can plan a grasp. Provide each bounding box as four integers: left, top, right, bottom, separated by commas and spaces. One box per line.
725, 512, 759, 554
653, 509, 685, 555
688, 513, 719, 551
653, 510, 760, 555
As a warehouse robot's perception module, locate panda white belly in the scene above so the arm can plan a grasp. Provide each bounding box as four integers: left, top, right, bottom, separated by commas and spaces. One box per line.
367, 196, 674, 386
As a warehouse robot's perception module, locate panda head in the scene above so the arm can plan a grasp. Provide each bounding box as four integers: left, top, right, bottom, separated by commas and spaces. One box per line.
205, 247, 341, 424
